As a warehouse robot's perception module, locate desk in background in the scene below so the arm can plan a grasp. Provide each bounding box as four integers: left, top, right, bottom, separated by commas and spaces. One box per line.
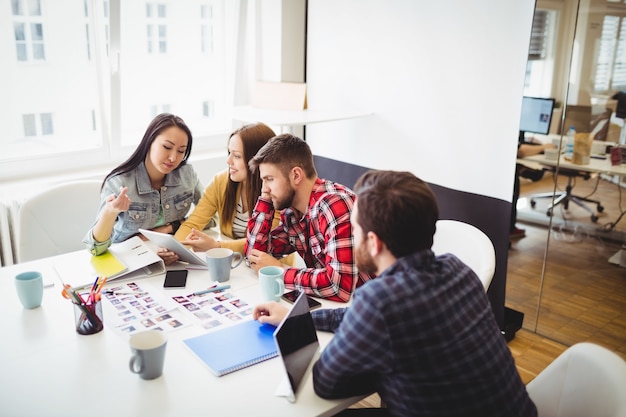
518, 153, 626, 176
517, 153, 626, 267
0, 249, 364, 417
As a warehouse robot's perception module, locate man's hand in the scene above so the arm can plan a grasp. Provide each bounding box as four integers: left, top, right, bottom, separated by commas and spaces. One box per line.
253, 301, 289, 326
247, 248, 283, 272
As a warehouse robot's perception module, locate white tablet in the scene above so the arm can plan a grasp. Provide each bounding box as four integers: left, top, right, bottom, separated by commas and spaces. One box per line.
138, 229, 207, 267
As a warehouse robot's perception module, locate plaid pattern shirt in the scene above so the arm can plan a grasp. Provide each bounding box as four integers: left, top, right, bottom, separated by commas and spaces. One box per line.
311, 250, 537, 417
245, 178, 373, 302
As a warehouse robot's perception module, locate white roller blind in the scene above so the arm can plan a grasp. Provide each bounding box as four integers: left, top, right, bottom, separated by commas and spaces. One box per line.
594, 14, 626, 91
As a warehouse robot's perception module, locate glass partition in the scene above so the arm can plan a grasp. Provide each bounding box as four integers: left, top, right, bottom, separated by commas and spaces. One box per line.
507, 0, 626, 357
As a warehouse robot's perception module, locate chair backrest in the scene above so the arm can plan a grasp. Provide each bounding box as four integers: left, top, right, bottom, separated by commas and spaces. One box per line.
431, 219, 495, 291
17, 180, 102, 263
526, 342, 626, 417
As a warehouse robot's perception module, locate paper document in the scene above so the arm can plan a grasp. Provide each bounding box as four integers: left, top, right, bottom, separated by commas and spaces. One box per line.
54, 236, 165, 288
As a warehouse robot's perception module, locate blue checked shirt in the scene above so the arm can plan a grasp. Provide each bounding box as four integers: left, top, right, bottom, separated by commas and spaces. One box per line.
311, 250, 537, 417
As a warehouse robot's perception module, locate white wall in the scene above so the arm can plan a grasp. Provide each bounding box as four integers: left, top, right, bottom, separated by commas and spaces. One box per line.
306, 0, 536, 202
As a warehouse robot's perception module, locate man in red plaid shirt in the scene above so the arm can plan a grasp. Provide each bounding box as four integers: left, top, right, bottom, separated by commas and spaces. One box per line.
244, 134, 374, 302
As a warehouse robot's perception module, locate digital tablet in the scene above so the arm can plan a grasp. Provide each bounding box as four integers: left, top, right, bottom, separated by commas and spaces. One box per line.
139, 228, 207, 267
274, 292, 320, 403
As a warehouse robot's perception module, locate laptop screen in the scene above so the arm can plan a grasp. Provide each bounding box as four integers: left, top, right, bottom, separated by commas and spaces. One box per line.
273, 292, 320, 401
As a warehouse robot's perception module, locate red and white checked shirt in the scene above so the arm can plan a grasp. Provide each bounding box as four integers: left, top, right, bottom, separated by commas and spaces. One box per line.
245, 178, 374, 302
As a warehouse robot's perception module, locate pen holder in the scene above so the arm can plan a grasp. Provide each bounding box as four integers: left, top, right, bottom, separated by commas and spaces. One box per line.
73, 299, 104, 335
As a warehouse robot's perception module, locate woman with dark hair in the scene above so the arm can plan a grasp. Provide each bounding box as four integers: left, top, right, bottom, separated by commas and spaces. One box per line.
171, 122, 281, 256
84, 113, 203, 256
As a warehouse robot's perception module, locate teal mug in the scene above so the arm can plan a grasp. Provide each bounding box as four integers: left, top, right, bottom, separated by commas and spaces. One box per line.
15, 271, 43, 309
258, 266, 285, 302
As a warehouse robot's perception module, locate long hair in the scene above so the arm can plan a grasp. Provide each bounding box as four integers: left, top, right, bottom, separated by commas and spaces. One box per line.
102, 113, 193, 188
353, 170, 439, 257
222, 123, 277, 221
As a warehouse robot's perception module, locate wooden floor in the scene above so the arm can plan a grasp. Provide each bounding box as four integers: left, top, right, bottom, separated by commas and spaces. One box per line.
510, 169, 626, 359
352, 168, 626, 410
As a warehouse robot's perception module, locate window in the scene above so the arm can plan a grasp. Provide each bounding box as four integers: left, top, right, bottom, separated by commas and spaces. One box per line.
22, 113, 53, 137
594, 14, 626, 92
1, 0, 239, 181
524, 9, 558, 97
12, 0, 45, 62
203, 100, 215, 118
116, 0, 230, 148
201, 3, 214, 55
23, 114, 36, 137
40, 113, 53, 135
528, 10, 549, 60
146, 2, 167, 54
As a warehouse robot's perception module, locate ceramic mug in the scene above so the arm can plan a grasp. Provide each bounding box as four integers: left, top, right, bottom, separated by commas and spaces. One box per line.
15, 271, 43, 309
205, 248, 243, 282
258, 266, 285, 302
129, 330, 168, 380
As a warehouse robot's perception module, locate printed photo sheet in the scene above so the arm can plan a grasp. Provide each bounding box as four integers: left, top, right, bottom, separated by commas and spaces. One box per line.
170, 289, 254, 331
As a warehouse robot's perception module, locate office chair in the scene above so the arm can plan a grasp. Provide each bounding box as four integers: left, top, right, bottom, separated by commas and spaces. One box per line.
529, 168, 604, 222
17, 179, 102, 262
431, 220, 495, 291
526, 342, 626, 417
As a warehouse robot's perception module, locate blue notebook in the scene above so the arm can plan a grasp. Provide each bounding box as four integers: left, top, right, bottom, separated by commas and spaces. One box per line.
183, 320, 278, 377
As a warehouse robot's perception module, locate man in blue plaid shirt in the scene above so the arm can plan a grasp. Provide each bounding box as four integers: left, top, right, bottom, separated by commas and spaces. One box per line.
254, 170, 536, 417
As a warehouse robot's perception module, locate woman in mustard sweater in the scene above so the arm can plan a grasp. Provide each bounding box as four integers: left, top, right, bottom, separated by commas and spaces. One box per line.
172, 122, 280, 255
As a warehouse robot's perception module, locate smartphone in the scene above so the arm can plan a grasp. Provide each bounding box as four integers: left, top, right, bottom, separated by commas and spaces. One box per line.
163, 270, 188, 288
281, 290, 322, 311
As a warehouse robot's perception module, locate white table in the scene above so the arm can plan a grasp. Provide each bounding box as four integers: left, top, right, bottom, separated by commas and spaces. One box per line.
0, 250, 363, 417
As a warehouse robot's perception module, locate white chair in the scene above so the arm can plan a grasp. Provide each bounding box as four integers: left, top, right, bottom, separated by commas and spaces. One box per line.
17, 180, 102, 262
431, 219, 495, 291
526, 342, 626, 417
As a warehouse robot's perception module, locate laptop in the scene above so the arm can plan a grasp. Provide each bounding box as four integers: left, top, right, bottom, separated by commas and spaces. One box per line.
273, 292, 320, 403
138, 228, 207, 267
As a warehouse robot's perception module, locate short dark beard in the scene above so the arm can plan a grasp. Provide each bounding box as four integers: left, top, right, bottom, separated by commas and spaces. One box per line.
274, 187, 296, 211
355, 240, 377, 275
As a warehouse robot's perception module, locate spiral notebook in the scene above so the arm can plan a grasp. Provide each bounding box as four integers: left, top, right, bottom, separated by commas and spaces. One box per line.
183, 319, 278, 377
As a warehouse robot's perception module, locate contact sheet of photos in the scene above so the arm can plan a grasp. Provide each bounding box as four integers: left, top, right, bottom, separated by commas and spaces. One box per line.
170, 290, 254, 330
102, 281, 191, 335
101, 281, 254, 335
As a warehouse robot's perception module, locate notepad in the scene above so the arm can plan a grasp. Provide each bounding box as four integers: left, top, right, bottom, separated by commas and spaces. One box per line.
183, 320, 278, 377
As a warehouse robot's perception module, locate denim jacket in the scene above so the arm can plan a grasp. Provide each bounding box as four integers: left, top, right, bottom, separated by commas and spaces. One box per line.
84, 162, 203, 255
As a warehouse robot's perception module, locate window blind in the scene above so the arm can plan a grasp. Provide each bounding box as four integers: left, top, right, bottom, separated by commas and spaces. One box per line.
528, 10, 549, 60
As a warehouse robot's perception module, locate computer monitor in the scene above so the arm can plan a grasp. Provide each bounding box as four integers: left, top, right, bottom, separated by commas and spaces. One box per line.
519, 96, 555, 143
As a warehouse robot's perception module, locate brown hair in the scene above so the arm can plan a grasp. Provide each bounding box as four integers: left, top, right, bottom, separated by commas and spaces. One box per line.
248, 133, 317, 180
353, 170, 439, 257
222, 123, 276, 221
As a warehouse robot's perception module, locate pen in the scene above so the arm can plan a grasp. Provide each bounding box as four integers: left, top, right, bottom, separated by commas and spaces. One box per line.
104, 291, 148, 296
193, 284, 231, 296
